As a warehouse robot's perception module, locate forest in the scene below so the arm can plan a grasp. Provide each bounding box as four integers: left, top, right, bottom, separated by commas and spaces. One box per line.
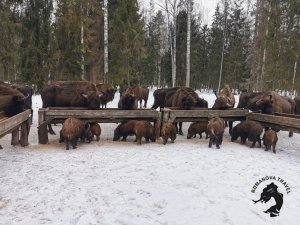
0, 0, 299, 94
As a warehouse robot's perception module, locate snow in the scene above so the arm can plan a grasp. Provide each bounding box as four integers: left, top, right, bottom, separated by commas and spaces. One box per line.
1, 89, 300, 225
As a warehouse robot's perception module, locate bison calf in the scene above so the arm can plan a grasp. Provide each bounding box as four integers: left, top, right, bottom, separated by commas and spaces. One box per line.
161, 122, 176, 145
207, 117, 225, 149
113, 120, 137, 141
263, 129, 278, 153
187, 121, 208, 139
60, 118, 92, 150
231, 120, 263, 148
133, 121, 156, 145
90, 123, 101, 141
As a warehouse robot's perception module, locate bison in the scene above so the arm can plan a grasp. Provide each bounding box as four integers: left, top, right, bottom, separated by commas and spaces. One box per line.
207, 117, 225, 149
130, 86, 149, 108
89, 123, 101, 141
41, 81, 104, 134
263, 129, 278, 153
161, 122, 177, 145
113, 120, 137, 141
212, 85, 236, 135
59, 118, 92, 150
96, 83, 116, 108
133, 121, 156, 145
231, 120, 263, 148
0, 84, 28, 117
237, 92, 266, 112
117, 89, 138, 110
187, 121, 208, 139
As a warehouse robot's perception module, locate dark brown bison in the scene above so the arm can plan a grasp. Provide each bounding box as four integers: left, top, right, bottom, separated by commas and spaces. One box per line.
151, 87, 180, 109
59, 118, 92, 150
96, 83, 116, 108
231, 120, 263, 148
295, 96, 300, 115
263, 129, 278, 153
129, 86, 149, 108
212, 85, 236, 135
113, 120, 137, 141
187, 121, 208, 139
255, 91, 295, 137
161, 122, 177, 145
0, 84, 28, 117
89, 123, 101, 141
117, 89, 138, 110
41, 81, 104, 134
133, 121, 156, 145
237, 92, 265, 111
207, 117, 225, 149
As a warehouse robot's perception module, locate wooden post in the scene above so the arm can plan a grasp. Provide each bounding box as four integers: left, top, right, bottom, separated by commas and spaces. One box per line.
20, 119, 30, 147
154, 112, 162, 139
38, 109, 48, 144
11, 127, 19, 146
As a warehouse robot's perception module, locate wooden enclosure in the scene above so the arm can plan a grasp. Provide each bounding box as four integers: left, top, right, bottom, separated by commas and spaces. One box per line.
0, 109, 32, 147
38, 107, 161, 144
161, 108, 249, 123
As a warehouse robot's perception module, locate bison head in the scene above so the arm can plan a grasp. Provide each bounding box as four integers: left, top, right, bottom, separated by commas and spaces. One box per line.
255, 94, 274, 114
181, 96, 195, 110
212, 97, 233, 110
81, 91, 104, 109
3, 95, 27, 117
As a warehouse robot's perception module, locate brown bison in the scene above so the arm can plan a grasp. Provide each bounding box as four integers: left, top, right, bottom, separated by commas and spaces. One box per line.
89, 123, 101, 141
207, 117, 225, 149
129, 86, 149, 108
212, 85, 236, 135
231, 120, 263, 148
0, 84, 28, 117
133, 121, 156, 145
187, 121, 208, 139
295, 96, 300, 115
237, 91, 266, 111
96, 83, 116, 108
59, 118, 92, 150
117, 89, 138, 110
255, 91, 295, 137
161, 122, 177, 145
41, 81, 104, 134
151, 87, 180, 109
263, 129, 278, 153
113, 120, 137, 141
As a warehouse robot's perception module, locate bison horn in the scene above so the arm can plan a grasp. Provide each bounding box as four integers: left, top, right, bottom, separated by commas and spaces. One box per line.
226, 103, 233, 107
256, 99, 262, 105
81, 93, 88, 99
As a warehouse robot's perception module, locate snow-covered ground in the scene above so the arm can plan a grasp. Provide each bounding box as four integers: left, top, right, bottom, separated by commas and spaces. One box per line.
0, 89, 300, 225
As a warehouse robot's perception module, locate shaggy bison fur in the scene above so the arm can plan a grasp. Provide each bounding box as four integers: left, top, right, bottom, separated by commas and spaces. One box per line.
263, 129, 278, 153
231, 120, 263, 148
161, 122, 177, 145
207, 117, 225, 149
118, 90, 138, 110
133, 121, 156, 145
113, 120, 137, 141
90, 123, 101, 141
59, 118, 92, 150
187, 121, 208, 139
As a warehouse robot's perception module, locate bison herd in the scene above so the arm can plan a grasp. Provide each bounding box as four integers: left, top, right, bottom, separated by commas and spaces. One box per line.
0, 81, 299, 153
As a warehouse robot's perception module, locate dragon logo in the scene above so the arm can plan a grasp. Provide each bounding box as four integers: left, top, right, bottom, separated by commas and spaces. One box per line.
252, 182, 283, 217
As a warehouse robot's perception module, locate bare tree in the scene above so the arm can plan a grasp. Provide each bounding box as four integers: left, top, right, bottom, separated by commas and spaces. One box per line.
185, 0, 191, 87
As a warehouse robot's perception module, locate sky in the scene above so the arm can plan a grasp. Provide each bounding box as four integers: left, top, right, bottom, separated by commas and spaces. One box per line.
140, 0, 220, 25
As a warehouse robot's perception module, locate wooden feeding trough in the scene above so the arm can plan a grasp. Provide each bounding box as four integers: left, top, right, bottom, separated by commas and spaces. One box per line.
161, 108, 249, 123
38, 107, 161, 144
0, 109, 32, 147
247, 112, 300, 134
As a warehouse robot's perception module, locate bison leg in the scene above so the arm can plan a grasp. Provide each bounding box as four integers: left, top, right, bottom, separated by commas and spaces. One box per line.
163, 137, 167, 145
71, 139, 77, 149
250, 140, 256, 148
0, 144, 2, 149
257, 137, 262, 148
178, 122, 183, 135
48, 124, 56, 135
272, 144, 276, 154
289, 131, 293, 137
228, 122, 233, 135
65, 139, 70, 150
143, 99, 147, 108
208, 138, 213, 148
96, 135, 100, 141
136, 136, 142, 145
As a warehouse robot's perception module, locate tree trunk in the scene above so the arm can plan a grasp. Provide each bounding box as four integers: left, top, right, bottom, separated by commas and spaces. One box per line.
185, 0, 191, 87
